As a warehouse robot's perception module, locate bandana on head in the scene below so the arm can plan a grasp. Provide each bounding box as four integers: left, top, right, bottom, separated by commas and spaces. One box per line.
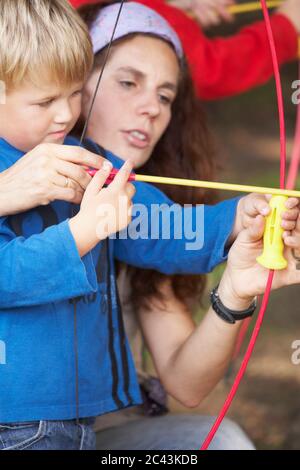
90, 1, 184, 60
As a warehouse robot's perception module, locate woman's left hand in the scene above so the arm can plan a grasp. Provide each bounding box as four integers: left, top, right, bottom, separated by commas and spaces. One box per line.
220, 213, 300, 304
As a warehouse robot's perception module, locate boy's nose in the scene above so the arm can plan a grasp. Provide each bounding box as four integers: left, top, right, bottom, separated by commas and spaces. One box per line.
54, 101, 73, 124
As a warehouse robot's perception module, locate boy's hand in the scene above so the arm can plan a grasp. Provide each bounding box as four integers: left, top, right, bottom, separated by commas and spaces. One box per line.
228, 193, 300, 245
69, 161, 136, 257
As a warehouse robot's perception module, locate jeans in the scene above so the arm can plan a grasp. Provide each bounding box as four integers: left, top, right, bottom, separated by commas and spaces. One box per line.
96, 414, 255, 450
0, 418, 96, 450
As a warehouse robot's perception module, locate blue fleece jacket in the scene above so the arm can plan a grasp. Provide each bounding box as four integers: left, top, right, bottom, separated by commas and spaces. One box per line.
0, 136, 238, 422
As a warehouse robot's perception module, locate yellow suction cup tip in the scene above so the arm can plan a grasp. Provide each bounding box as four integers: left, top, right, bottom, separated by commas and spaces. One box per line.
257, 195, 288, 270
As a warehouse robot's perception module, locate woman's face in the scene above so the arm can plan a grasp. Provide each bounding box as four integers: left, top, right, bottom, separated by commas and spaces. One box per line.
82, 35, 180, 168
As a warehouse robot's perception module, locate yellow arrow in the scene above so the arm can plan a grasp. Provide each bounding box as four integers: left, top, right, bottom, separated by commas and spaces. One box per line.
228, 1, 282, 15
135, 173, 300, 198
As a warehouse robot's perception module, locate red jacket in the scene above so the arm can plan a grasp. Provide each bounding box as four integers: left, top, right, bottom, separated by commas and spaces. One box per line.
70, 0, 298, 100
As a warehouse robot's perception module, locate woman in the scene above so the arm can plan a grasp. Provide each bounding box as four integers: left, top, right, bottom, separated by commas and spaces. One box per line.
75, 1, 300, 449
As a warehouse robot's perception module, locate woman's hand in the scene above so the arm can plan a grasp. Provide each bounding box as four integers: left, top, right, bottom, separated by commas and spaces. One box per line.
229, 193, 299, 245
0, 143, 105, 216
169, 0, 235, 28
219, 213, 300, 307
278, 0, 300, 35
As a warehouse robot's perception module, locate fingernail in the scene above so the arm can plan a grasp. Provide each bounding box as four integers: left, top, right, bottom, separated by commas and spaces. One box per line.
261, 207, 269, 215
103, 161, 112, 171
125, 159, 133, 167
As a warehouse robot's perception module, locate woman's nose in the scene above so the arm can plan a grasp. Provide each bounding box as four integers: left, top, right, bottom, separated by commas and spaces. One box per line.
137, 92, 160, 118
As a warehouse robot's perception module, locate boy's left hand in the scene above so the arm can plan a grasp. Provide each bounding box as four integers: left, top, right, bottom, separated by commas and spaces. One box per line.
229, 193, 300, 245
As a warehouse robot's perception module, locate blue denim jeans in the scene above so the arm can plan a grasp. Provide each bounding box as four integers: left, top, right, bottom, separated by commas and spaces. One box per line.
96, 414, 255, 450
0, 418, 96, 450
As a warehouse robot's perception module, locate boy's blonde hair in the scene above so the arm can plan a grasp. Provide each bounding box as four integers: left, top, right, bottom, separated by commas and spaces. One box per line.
0, 0, 94, 91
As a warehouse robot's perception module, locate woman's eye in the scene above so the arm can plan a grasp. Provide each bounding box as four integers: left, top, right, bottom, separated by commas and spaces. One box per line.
72, 90, 83, 97
120, 80, 135, 89
159, 94, 172, 105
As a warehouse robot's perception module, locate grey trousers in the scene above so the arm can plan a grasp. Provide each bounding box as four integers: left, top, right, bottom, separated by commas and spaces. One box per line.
96, 414, 255, 450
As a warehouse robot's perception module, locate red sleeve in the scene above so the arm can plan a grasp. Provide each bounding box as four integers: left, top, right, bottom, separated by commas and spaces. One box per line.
139, 0, 298, 100
69, 0, 298, 100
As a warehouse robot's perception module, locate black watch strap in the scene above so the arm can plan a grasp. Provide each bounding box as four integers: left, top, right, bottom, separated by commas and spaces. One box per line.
210, 285, 257, 324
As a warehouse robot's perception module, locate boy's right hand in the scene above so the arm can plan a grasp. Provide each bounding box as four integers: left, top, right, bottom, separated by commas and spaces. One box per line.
69, 160, 136, 257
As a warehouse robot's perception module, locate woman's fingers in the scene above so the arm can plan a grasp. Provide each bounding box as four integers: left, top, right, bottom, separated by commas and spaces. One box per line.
281, 201, 300, 232
46, 143, 105, 170
246, 215, 266, 241
51, 172, 78, 190
285, 197, 299, 210
49, 186, 84, 205
284, 213, 300, 249
238, 215, 265, 245
282, 207, 299, 221
243, 193, 270, 218
54, 158, 91, 190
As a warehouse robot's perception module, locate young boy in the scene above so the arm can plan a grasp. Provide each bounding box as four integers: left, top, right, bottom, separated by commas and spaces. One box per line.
0, 0, 298, 450
0, 0, 139, 451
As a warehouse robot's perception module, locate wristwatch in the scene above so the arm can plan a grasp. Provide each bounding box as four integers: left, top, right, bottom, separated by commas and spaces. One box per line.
210, 285, 257, 324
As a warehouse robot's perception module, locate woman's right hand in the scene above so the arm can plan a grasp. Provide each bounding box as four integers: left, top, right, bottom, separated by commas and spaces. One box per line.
218, 213, 300, 310
0, 143, 105, 216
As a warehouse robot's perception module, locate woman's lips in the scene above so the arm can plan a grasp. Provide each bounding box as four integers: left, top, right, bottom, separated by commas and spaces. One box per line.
122, 130, 150, 149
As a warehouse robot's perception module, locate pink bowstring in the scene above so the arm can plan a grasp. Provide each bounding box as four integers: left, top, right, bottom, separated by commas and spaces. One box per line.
225, 50, 300, 387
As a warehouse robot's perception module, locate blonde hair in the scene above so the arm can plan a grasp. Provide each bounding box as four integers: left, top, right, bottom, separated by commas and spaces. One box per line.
0, 0, 94, 91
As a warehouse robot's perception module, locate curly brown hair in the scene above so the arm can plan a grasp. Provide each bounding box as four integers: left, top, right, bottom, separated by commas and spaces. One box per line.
77, 1, 218, 314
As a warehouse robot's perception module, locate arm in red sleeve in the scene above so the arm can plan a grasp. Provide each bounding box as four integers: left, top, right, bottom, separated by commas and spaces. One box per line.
69, 0, 298, 100
138, 0, 298, 100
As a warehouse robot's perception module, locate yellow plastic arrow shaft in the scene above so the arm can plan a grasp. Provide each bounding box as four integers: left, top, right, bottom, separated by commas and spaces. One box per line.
135, 174, 300, 198
228, 1, 282, 14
